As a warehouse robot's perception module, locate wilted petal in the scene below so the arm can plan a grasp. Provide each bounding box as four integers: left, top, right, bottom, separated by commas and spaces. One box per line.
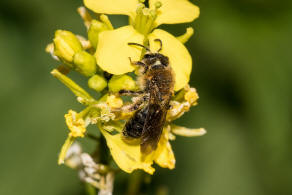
149, 0, 200, 26
149, 29, 192, 91
84, 0, 139, 20
171, 124, 206, 137
64, 142, 82, 169
95, 26, 144, 75
65, 110, 86, 137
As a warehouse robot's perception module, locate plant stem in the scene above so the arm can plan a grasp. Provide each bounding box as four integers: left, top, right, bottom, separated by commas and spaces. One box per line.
127, 170, 145, 195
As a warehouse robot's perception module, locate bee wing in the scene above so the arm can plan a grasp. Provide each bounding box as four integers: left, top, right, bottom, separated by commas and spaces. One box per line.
140, 103, 167, 154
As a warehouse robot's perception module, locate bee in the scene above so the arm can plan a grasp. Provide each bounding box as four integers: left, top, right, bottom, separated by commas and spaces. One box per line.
118, 39, 175, 154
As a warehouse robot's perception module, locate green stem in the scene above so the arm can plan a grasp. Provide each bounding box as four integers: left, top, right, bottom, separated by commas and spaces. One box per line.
127, 170, 145, 195
85, 183, 96, 195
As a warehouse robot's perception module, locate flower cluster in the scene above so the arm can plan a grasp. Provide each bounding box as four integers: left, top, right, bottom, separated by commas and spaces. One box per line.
47, 0, 205, 189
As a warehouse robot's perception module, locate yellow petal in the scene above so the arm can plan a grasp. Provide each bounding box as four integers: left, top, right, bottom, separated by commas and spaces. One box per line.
154, 128, 175, 169
84, 0, 139, 20
99, 125, 155, 174
149, 0, 200, 26
171, 124, 206, 137
65, 110, 86, 137
95, 26, 144, 75
149, 29, 192, 91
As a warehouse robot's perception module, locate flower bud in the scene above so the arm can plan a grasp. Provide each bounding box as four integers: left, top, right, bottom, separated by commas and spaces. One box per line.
108, 75, 136, 92
88, 20, 109, 49
73, 51, 97, 77
53, 30, 82, 66
106, 95, 123, 109
88, 74, 107, 92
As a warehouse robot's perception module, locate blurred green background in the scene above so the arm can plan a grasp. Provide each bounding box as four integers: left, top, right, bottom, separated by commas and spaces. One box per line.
1, 0, 292, 194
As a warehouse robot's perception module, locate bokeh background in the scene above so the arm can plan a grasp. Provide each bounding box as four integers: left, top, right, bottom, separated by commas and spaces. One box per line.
1, 0, 292, 194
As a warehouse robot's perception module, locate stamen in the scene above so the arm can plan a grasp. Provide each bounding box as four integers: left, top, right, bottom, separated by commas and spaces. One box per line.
154, 1, 162, 9
133, 1, 163, 35
77, 6, 92, 29
134, 3, 145, 30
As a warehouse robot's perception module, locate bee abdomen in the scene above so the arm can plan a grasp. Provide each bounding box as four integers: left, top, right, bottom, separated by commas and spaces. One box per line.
123, 106, 148, 138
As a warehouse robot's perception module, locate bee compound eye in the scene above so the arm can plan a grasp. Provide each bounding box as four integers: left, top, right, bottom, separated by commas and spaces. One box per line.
144, 53, 154, 59
159, 55, 169, 66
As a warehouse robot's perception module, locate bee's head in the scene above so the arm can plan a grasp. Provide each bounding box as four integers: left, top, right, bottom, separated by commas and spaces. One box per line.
128, 39, 169, 69
143, 53, 169, 68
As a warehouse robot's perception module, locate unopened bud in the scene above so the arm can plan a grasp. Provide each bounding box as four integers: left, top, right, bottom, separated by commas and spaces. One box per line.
155, 1, 162, 9
73, 51, 97, 77
53, 30, 82, 66
108, 75, 136, 92
88, 20, 109, 49
106, 95, 123, 109
88, 75, 107, 92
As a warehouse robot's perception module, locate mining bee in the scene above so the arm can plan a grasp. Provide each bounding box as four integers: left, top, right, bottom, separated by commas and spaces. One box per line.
119, 39, 175, 154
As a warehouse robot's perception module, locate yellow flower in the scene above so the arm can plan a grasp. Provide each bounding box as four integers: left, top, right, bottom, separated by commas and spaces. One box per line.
149, 0, 200, 26
58, 110, 87, 165
75, 0, 203, 174
84, 0, 199, 26
84, 0, 199, 91
49, 0, 205, 177
84, 0, 139, 21
98, 123, 175, 174
65, 110, 87, 137
96, 86, 204, 174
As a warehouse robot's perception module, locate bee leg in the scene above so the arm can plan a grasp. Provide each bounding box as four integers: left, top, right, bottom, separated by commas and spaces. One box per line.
118, 89, 144, 96
128, 57, 148, 73
121, 100, 143, 113
142, 66, 149, 74
128, 57, 146, 67
153, 84, 163, 102
121, 94, 149, 112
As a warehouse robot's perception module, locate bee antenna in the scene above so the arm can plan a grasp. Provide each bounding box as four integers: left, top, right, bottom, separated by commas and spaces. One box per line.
128, 42, 150, 52
154, 39, 162, 52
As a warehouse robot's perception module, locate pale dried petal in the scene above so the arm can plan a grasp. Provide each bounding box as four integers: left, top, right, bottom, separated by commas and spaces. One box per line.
171, 124, 206, 137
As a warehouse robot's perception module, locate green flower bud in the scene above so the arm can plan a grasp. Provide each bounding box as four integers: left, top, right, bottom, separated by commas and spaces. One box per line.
73, 51, 97, 77
53, 30, 82, 66
88, 20, 108, 49
108, 75, 136, 92
88, 75, 107, 92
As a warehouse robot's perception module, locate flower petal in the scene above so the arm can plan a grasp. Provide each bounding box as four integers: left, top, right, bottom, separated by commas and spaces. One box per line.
84, 0, 139, 20
154, 128, 175, 169
171, 124, 206, 137
99, 125, 155, 174
149, 0, 200, 26
149, 29, 192, 91
95, 26, 145, 75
